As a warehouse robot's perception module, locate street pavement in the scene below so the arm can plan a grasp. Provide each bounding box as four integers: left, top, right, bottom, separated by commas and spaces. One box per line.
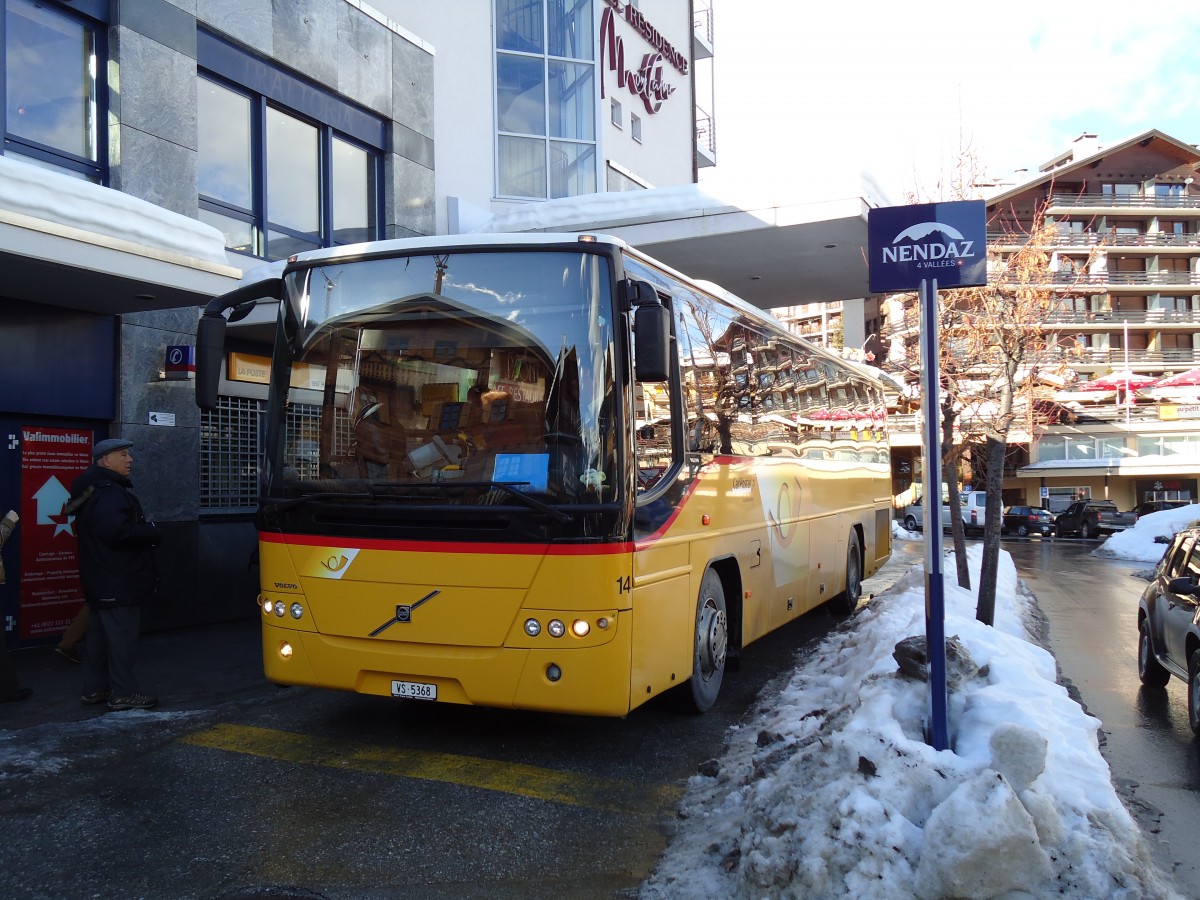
0, 615, 266, 732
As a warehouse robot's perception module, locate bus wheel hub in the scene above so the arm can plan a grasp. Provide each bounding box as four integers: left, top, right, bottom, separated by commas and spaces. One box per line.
698, 606, 728, 675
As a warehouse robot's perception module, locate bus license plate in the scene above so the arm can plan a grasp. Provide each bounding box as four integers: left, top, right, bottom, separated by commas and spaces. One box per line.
391, 680, 437, 701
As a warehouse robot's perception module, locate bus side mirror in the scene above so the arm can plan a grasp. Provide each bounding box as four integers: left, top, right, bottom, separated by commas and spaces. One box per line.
195, 312, 227, 410
626, 278, 671, 382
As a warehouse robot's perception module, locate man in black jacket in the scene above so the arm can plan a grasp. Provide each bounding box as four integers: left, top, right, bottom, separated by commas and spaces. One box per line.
67, 438, 161, 711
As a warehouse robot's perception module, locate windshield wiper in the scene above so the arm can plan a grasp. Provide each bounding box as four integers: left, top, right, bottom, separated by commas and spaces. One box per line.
374, 481, 572, 522
260, 491, 374, 514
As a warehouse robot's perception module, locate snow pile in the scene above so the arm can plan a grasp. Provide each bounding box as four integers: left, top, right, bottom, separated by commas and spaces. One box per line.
640, 543, 1178, 899
1095, 502, 1200, 563
0, 154, 228, 265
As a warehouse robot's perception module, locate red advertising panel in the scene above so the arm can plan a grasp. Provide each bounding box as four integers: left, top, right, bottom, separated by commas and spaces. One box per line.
19, 426, 91, 639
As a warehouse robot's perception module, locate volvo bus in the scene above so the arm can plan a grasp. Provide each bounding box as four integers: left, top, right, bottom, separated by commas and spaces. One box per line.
195, 233, 892, 715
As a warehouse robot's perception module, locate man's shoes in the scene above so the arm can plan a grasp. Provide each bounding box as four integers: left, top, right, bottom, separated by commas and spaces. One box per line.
107, 693, 158, 711
2, 687, 32, 702
81, 691, 110, 705
55, 645, 82, 664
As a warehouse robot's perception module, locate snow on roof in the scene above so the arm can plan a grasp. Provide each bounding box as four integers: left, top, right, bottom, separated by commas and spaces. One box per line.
0, 154, 228, 266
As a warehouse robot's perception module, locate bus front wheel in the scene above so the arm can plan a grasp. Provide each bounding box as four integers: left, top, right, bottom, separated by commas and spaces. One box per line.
832, 531, 863, 616
688, 569, 728, 713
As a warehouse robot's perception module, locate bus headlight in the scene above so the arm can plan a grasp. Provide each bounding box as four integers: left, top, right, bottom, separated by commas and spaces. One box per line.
571, 619, 590, 637
290, 602, 304, 620
262, 597, 273, 616
548, 619, 566, 638
524, 618, 542, 637
274, 601, 286, 617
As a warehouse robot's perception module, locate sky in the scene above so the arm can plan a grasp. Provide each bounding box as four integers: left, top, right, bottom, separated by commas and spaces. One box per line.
702, 0, 1200, 205
640, 506, 1200, 898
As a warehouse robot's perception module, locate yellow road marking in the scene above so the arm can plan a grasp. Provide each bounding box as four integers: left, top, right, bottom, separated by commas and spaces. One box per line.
180, 722, 681, 814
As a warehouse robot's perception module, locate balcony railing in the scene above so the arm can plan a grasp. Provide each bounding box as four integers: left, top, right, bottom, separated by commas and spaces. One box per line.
695, 110, 715, 156
1047, 193, 1200, 209
1037, 309, 1200, 326
880, 345, 1200, 371
989, 231, 1200, 249
997, 271, 1200, 287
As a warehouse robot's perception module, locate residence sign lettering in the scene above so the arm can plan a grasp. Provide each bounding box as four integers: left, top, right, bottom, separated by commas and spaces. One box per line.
867, 200, 988, 293
599, 0, 684, 114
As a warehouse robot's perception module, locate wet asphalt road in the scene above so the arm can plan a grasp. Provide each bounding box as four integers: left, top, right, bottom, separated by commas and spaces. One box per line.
1007, 537, 1200, 897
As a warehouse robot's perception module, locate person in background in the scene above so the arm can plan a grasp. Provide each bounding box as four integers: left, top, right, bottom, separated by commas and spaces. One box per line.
55, 606, 87, 663
0, 509, 32, 703
65, 439, 161, 712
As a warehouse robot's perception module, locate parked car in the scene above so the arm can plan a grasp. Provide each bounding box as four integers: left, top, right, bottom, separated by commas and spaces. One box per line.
902, 492, 987, 534
1001, 505, 1055, 537
1134, 500, 1190, 520
1137, 525, 1200, 732
1053, 500, 1135, 539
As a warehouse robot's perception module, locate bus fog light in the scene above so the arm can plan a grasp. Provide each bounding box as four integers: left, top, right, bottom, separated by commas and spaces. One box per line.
524, 618, 541, 637
273, 601, 286, 617
571, 619, 590, 637
279, 642, 293, 659
548, 619, 566, 638
290, 602, 304, 620
546, 663, 562, 682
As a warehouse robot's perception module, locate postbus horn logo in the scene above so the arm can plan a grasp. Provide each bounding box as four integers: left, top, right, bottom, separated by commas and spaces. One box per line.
881, 221, 977, 267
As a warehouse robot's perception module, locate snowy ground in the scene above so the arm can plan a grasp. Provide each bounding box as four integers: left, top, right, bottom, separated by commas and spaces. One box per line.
640, 520, 1185, 899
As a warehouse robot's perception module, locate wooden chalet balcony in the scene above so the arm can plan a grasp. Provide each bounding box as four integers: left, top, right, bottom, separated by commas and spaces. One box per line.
988, 231, 1200, 249
1046, 193, 1200, 210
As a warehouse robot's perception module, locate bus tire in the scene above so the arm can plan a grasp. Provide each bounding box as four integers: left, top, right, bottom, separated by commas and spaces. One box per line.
688, 569, 728, 713
832, 531, 863, 616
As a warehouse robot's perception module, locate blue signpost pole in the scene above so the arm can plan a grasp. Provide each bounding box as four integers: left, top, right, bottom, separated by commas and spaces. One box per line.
918, 277, 950, 751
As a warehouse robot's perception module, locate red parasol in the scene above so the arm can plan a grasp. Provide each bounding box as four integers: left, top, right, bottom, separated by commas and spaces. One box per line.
1077, 371, 1157, 391
1153, 367, 1200, 388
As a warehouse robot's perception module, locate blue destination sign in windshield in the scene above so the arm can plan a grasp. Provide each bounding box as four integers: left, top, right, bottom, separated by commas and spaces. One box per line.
867, 200, 987, 292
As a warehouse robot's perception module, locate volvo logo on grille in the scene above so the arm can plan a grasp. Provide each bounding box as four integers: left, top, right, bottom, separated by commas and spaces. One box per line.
370, 590, 441, 636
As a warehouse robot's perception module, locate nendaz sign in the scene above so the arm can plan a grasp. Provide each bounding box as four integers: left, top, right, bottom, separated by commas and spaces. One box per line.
867, 200, 988, 293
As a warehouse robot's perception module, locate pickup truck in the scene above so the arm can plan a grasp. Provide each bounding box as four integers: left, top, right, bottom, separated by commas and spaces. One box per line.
1053, 500, 1136, 539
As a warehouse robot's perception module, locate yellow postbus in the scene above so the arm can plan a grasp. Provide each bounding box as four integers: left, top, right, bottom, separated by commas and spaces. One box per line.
195, 233, 891, 715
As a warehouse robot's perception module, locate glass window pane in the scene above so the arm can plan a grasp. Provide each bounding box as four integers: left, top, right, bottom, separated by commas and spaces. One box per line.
199, 207, 255, 255
332, 137, 375, 245
549, 140, 594, 198
548, 61, 593, 140
267, 230, 320, 262
495, 0, 543, 53
267, 107, 320, 233
198, 78, 252, 209
6, 0, 97, 160
496, 53, 546, 136
498, 134, 546, 198
548, 0, 593, 59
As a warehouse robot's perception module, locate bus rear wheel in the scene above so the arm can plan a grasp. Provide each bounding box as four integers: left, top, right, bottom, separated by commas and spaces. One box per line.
688, 569, 728, 713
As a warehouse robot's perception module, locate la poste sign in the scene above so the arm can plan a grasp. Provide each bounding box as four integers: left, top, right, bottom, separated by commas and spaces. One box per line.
867, 200, 988, 293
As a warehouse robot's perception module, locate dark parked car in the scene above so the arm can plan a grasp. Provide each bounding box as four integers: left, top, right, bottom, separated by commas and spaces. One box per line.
1138, 525, 1200, 732
1134, 500, 1190, 520
1001, 505, 1055, 537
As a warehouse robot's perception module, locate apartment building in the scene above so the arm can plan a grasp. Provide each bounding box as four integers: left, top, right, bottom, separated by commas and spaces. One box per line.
880, 130, 1200, 513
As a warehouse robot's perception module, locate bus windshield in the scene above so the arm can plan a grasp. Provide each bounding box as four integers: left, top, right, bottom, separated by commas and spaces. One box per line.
269, 249, 618, 508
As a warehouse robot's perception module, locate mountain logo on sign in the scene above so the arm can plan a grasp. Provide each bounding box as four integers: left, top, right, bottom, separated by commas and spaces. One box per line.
881, 221, 977, 267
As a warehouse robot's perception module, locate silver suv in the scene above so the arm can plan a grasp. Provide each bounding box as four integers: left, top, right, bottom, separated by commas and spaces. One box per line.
1138, 525, 1200, 732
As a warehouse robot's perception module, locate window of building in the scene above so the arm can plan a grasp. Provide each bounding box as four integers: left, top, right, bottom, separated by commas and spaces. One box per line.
610, 98, 621, 127
631, 113, 642, 143
495, 0, 596, 199
1102, 183, 1139, 197
197, 33, 384, 259
3, 0, 107, 181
